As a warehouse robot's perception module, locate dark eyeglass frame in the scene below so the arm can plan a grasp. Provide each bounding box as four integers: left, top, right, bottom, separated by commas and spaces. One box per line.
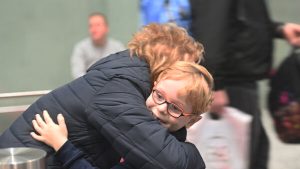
151, 89, 193, 118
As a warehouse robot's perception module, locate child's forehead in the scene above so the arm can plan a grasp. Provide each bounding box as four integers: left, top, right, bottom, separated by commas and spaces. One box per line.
156, 77, 187, 86
158, 75, 190, 83
155, 79, 190, 96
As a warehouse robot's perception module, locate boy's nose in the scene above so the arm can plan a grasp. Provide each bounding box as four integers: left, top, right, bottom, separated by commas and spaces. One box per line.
157, 103, 168, 115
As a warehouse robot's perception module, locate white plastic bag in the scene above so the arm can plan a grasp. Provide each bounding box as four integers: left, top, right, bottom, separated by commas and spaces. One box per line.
187, 107, 252, 169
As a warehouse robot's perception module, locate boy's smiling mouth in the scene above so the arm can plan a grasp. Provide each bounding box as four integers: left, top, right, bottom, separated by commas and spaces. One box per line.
151, 112, 167, 125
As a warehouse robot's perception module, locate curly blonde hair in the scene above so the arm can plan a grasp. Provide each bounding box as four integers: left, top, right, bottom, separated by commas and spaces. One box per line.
128, 23, 204, 83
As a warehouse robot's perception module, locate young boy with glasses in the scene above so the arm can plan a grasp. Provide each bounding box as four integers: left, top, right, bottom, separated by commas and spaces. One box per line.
31, 61, 214, 169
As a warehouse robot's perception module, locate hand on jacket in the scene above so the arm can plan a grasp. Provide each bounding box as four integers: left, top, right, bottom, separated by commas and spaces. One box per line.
282, 23, 300, 47
31, 110, 68, 151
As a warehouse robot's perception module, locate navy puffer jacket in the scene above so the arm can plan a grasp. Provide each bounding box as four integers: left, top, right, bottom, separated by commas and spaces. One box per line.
0, 50, 205, 169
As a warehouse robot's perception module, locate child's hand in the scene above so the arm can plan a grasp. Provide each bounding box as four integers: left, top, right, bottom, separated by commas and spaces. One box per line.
30, 110, 68, 151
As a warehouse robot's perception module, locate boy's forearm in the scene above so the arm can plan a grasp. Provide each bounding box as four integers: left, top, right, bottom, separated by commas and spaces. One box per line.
55, 141, 99, 169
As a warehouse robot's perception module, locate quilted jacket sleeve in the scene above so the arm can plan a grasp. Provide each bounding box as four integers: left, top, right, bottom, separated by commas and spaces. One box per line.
55, 141, 100, 169
87, 77, 205, 169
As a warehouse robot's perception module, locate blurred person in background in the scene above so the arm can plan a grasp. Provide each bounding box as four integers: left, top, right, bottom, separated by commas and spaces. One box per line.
140, 0, 191, 32
189, 0, 300, 169
71, 12, 125, 79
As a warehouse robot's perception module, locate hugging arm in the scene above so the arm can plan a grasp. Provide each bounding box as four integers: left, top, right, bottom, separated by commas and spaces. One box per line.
88, 78, 205, 169
30, 77, 205, 169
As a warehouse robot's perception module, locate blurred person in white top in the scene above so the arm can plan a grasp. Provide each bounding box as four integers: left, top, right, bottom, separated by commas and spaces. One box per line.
71, 12, 125, 78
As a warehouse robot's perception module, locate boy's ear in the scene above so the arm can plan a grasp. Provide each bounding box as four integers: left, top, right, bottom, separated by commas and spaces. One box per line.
186, 115, 202, 128
154, 81, 157, 86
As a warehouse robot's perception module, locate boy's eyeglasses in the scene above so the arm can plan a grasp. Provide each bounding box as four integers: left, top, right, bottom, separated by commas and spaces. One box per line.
152, 89, 193, 118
